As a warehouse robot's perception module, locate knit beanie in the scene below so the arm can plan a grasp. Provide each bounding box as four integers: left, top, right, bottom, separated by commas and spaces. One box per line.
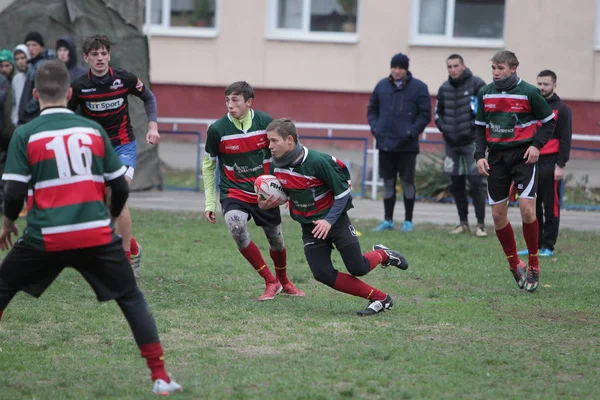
0, 49, 14, 65
24, 31, 44, 47
390, 53, 409, 70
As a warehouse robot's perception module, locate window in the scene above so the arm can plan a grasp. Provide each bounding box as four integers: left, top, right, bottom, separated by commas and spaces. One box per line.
267, 0, 360, 43
144, 0, 219, 37
411, 0, 505, 47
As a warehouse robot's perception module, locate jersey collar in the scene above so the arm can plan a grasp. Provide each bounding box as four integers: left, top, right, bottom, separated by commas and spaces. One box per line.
40, 107, 74, 115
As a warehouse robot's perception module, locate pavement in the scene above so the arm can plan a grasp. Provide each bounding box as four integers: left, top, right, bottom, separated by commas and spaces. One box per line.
140, 139, 599, 232
129, 190, 600, 232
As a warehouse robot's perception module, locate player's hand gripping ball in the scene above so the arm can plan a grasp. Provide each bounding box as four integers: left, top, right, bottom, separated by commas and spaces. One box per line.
254, 175, 288, 202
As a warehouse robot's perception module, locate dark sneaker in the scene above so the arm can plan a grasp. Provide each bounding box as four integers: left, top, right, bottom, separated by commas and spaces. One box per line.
356, 295, 394, 316
372, 244, 409, 270
525, 267, 540, 293
510, 260, 527, 289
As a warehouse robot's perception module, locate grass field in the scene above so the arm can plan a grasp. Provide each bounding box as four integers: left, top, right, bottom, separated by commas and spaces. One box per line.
0, 210, 599, 399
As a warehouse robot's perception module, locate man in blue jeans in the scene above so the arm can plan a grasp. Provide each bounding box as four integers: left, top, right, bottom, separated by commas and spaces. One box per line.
367, 53, 431, 232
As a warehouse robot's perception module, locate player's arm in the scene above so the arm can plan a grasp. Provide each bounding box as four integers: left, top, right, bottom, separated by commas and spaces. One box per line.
473, 91, 490, 175
106, 175, 129, 218
311, 158, 352, 239
524, 90, 556, 164
530, 90, 556, 150
126, 72, 160, 144
202, 126, 219, 223
0, 130, 30, 249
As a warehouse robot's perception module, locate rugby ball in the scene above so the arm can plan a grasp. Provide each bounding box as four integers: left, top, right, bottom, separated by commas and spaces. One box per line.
254, 175, 288, 202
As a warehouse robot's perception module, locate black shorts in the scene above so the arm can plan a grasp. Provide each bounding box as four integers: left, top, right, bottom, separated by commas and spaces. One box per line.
0, 237, 136, 301
487, 147, 538, 204
379, 151, 417, 182
300, 213, 360, 252
222, 197, 282, 227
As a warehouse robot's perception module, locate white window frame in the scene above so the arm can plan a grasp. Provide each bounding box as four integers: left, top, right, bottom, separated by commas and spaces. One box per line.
596, 0, 600, 49
410, 0, 504, 48
143, 0, 219, 38
266, 0, 360, 44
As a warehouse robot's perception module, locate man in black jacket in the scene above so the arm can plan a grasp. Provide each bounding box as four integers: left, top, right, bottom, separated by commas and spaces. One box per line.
367, 53, 431, 233
518, 70, 572, 257
435, 54, 487, 236
18, 32, 55, 125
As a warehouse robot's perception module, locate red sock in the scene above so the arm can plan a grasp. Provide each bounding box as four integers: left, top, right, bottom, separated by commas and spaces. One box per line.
523, 220, 540, 270
125, 250, 132, 264
240, 242, 277, 284
0, 309, 3, 321
130, 237, 139, 256
270, 248, 289, 285
495, 223, 520, 269
139, 342, 169, 382
363, 250, 388, 270
333, 272, 386, 301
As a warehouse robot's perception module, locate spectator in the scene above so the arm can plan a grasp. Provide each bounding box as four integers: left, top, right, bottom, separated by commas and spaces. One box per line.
0, 49, 19, 128
435, 54, 487, 237
368, 53, 431, 232
0, 50, 15, 81
56, 36, 86, 81
18, 31, 55, 125
13, 45, 30, 73
518, 70, 572, 257
0, 72, 14, 214
12, 46, 29, 126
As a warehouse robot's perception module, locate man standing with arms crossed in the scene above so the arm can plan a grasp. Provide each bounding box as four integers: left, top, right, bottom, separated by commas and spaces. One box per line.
518, 70, 572, 257
435, 54, 487, 236
69, 35, 158, 278
475, 50, 556, 293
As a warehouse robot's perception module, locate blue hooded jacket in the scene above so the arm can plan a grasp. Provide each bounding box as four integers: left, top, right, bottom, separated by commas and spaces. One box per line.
367, 72, 431, 153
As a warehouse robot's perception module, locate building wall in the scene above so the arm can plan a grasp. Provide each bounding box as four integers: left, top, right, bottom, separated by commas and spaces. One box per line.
149, 0, 600, 101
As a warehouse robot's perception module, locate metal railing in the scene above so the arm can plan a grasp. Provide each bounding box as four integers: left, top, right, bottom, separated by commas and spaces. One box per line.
157, 117, 600, 200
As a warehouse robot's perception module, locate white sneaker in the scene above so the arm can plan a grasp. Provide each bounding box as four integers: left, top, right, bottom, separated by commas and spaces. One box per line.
153, 378, 182, 396
131, 243, 142, 279
450, 224, 470, 234
476, 226, 488, 237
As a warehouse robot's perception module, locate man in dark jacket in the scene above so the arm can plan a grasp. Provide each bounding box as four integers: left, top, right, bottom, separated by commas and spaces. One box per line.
435, 54, 487, 237
367, 53, 431, 232
56, 36, 86, 81
518, 70, 572, 257
18, 31, 56, 125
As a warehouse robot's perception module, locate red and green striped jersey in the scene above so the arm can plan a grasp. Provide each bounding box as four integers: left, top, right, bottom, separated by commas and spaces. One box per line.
2, 108, 126, 252
205, 110, 273, 204
475, 79, 554, 150
271, 148, 353, 224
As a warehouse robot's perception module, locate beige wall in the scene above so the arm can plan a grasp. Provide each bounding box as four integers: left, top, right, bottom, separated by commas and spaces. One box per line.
149, 0, 600, 100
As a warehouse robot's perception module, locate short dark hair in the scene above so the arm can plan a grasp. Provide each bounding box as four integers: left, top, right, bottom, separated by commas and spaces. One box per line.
447, 54, 464, 64
491, 50, 519, 68
35, 61, 70, 102
225, 81, 254, 101
83, 35, 111, 55
266, 118, 298, 144
537, 69, 557, 83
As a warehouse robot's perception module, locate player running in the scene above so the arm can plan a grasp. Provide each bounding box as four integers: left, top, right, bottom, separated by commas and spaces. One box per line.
260, 118, 409, 316
202, 81, 305, 301
68, 35, 157, 278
